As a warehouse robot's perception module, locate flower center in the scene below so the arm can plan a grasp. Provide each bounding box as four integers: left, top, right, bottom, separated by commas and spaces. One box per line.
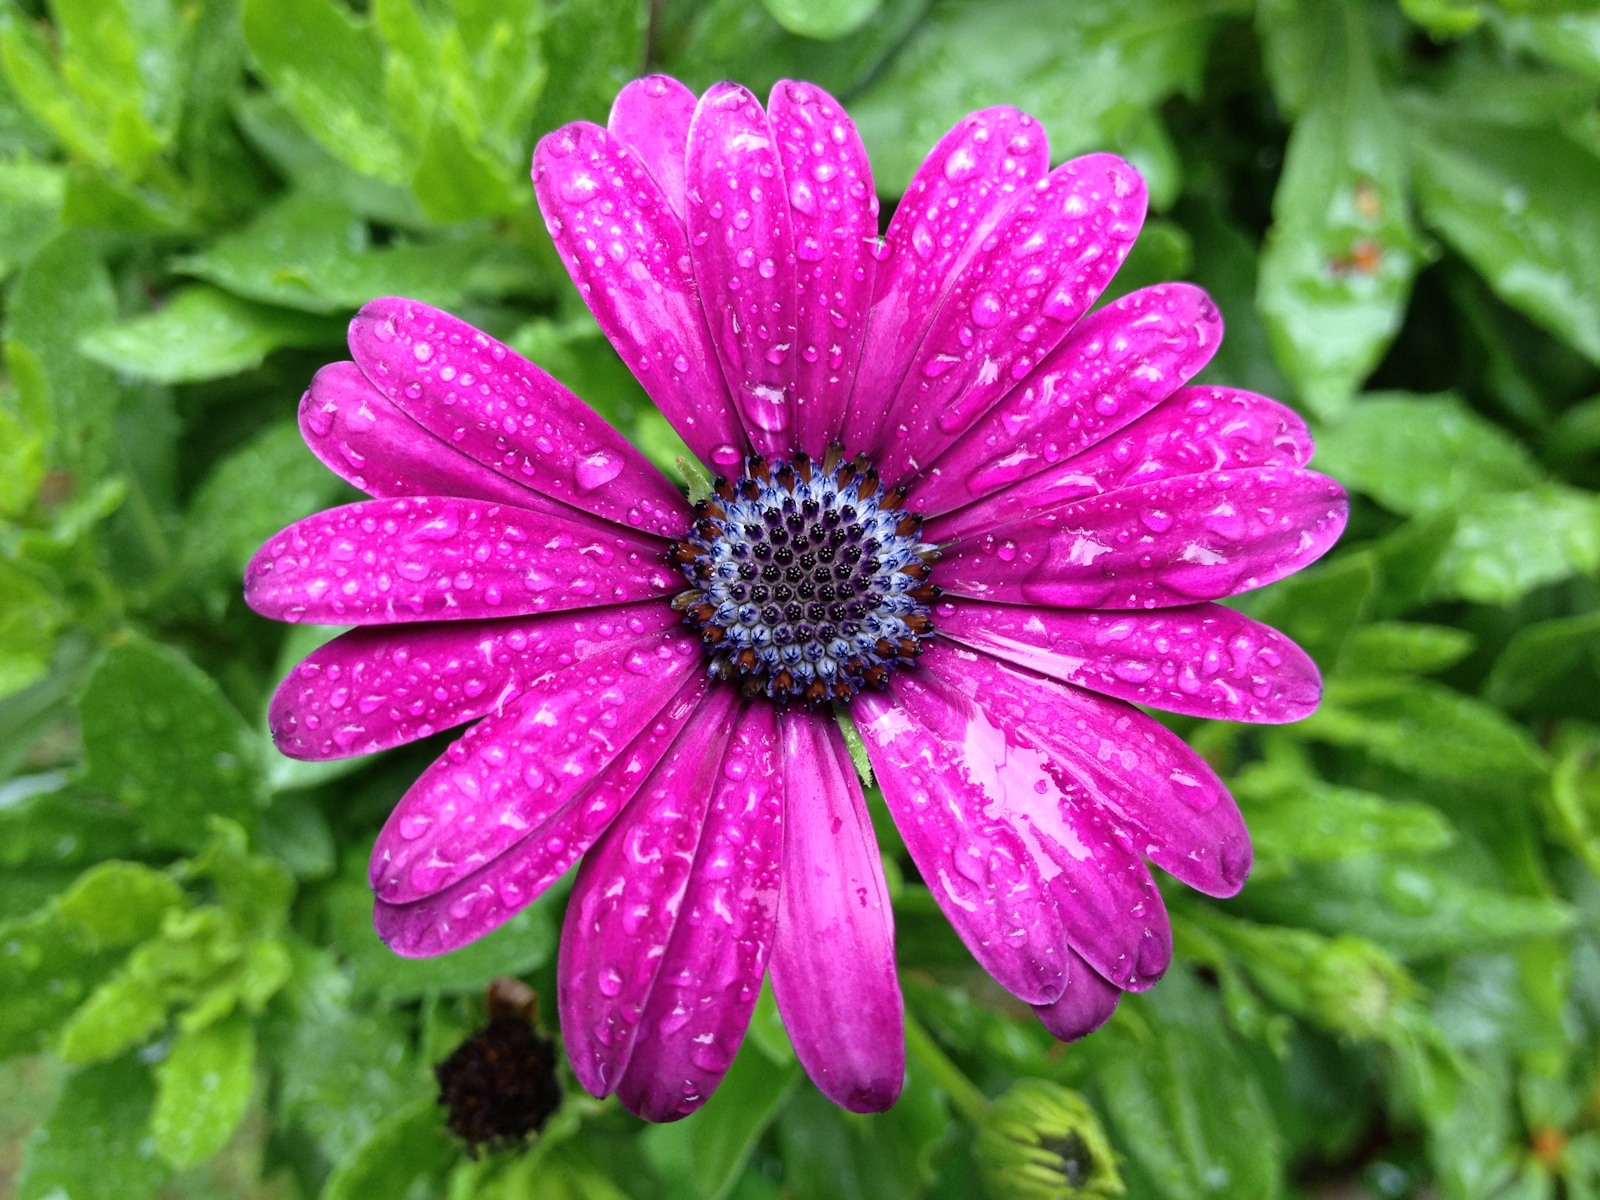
670, 448, 941, 705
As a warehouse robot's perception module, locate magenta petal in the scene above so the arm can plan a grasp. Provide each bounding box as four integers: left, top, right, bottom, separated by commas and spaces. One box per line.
534, 122, 745, 473
558, 687, 742, 1099
901, 646, 1172, 990
368, 628, 702, 906
608, 74, 697, 220
1033, 950, 1121, 1042
768, 79, 878, 453
687, 82, 799, 457
930, 641, 1251, 900
874, 154, 1148, 486
936, 599, 1322, 724
348, 298, 688, 539
244, 497, 678, 626
375, 673, 709, 957
852, 685, 1069, 1005
929, 385, 1314, 542
937, 467, 1349, 609
300, 362, 560, 510
847, 107, 1049, 453
770, 709, 903, 1113
912, 284, 1221, 517
269, 602, 678, 761
615, 702, 784, 1122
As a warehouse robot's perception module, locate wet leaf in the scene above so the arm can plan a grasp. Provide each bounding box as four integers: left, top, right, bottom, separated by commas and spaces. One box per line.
150, 1011, 255, 1167
16, 1055, 166, 1200
1257, 0, 1426, 419
1312, 392, 1541, 515
78, 285, 340, 384
761, 0, 882, 39
847, 0, 1242, 193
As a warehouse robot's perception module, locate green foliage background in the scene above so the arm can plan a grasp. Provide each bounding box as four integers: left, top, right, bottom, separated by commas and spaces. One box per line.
1, 0, 1598, 1196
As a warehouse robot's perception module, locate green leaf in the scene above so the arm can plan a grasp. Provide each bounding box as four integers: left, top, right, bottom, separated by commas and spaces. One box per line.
16, 1055, 166, 1200
527, 0, 648, 133
1432, 485, 1600, 605
174, 191, 499, 313
55, 861, 184, 946
1257, 0, 1426, 420
78, 285, 340, 384
0, 897, 118, 1057
644, 1036, 801, 1200
261, 944, 427, 1163
1548, 725, 1600, 875
0, 560, 57, 698
1339, 621, 1477, 677
1237, 855, 1573, 958
1496, 11, 1600, 86
150, 1010, 256, 1167
847, 0, 1241, 193
177, 420, 348, 598
1485, 610, 1600, 717
407, 114, 522, 222
232, 91, 425, 227
1236, 764, 1456, 873
761, 0, 882, 39
0, 155, 64, 280
1302, 677, 1549, 783
0, 0, 188, 179
1193, 914, 1424, 1043
774, 1054, 953, 1200
3, 232, 121, 475
1087, 972, 1285, 1200
1406, 110, 1600, 364
664, 0, 926, 104
322, 1095, 459, 1200
1313, 392, 1542, 514
79, 635, 261, 851
240, 0, 407, 183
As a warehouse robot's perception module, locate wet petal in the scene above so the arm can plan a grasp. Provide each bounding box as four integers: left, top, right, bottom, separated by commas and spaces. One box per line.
937, 467, 1348, 609
349, 298, 688, 539
768, 79, 878, 452
899, 646, 1173, 990
936, 599, 1321, 724
687, 82, 798, 456
269, 602, 678, 761
874, 153, 1148, 485
847, 107, 1049, 453
852, 683, 1070, 1005
534, 121, 745, 472
375, 672, 709, 956
616, 702, 784, 1121
558, 686, 742, 1100
1033, 949, 1121, 1042
931, 641, 1250, 899
913, 284, 1221, 517
929, 385, 1313, 542
770, 709, 903, 1113
299, 361, 562, 511
608, 74, 697, 220
244, 496, 678, 626
369, 627, 703, 907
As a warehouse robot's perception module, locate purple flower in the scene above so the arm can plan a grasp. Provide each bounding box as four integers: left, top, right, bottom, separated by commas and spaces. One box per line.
246, 75, 1346, 1122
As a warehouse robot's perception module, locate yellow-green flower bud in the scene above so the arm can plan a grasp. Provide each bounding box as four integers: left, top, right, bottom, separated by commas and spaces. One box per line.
976, 1080, 1125, 1199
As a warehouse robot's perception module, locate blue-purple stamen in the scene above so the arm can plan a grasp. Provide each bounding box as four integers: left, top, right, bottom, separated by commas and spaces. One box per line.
669, 448, 941, 705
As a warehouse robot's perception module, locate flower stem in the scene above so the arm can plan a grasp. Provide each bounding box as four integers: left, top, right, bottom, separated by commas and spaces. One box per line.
904, 1013, 988, 1123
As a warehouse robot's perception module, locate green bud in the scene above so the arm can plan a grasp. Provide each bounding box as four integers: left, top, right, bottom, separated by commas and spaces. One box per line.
976, 1080, 1125, 1199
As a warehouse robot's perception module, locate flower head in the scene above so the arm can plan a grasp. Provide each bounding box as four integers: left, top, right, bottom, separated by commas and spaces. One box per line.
246, 74, 1346, 1122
